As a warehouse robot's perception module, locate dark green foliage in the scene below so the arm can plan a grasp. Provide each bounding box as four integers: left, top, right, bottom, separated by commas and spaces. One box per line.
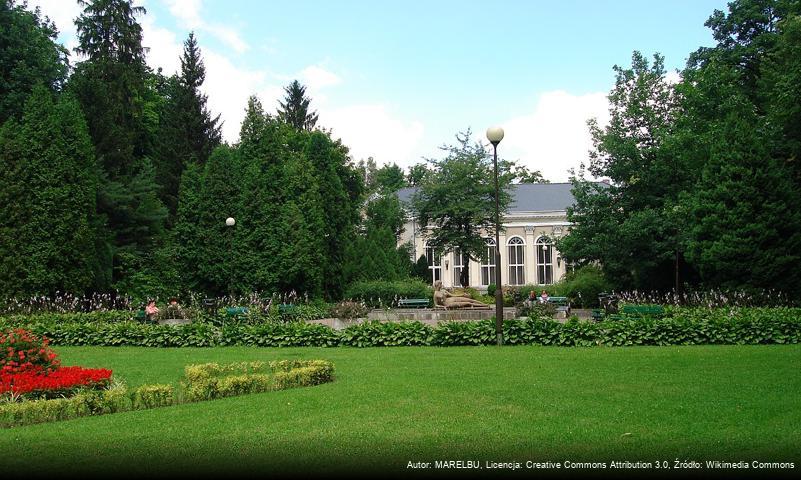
374, 163, 407, 192
153, 33, 221, 220
560, 52, 680, 291
339, 321, 433, 347
0, 86, 99, 297
303, 130, 363, 298
0, 0, 68, 123
277, 79, 318, 131
406, 162, 432, 187
560, 266, 613, 308
344, 279, 432, 307
3, 307, 800, 347
411, 254, 430, 282
69, 0, 167, 288
412, 129, 513, 269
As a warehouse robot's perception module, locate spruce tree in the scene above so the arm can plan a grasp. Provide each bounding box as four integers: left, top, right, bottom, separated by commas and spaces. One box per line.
277, 80, 318, 131
69, 0, 167, 287
154, 32, 221, 220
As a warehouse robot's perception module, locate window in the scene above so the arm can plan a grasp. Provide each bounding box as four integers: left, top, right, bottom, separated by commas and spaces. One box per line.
536, 237, 553, 284
480, 238, 496, 287
452, 249, 470, 287
507, 236, 525, 286
425, 242, 442, 283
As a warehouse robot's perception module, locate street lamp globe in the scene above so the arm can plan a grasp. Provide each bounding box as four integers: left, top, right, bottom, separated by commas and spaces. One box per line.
225, 217, 236, 227
486, 126, 505, 145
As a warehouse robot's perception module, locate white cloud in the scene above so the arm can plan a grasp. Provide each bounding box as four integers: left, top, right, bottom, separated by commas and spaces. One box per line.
301, 65, 341, 91
497, 90, 610, 182
24, 0, 81, 40
321, 105, 425, 167
164, 0, 248, 53
141, 12, 183, 75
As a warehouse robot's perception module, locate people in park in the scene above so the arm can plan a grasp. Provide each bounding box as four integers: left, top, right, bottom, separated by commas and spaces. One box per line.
145, 300, 159, 321
433, 281, 490, 309
539, 290, 549, 304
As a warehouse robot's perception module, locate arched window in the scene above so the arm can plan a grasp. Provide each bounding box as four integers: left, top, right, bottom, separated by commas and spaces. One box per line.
425, 242, 442, 284
536, 236, 553, 284
480, 238, 496, 287
453, 249, 469, 287
507, 236, 525, 286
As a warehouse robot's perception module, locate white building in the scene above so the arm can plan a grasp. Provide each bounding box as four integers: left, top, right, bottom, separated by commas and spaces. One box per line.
397, 183, 580, 289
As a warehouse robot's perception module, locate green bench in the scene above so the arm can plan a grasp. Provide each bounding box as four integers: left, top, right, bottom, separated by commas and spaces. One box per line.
621, 304, 664, 317
277, 303, 297, 319
225, 306, 249, 320
546, 296, 571, 316
397, 298, 430, 309
135, 309, 147, 322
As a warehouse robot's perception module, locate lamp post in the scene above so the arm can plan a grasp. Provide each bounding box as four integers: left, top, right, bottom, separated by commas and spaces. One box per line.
225, 217, 235, 298
486, 126, 505, 346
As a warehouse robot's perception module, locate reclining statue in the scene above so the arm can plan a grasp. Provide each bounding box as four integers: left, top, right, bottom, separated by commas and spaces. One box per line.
433, 280, 491, 309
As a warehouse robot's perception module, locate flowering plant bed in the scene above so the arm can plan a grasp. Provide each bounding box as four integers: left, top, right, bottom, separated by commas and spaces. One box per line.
0, 331, 335, 428
1, 366, 112, 399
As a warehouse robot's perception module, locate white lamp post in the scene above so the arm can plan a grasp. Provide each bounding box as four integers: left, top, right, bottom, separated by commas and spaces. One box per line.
225, 217, 235, 296
486, 126, 505, 346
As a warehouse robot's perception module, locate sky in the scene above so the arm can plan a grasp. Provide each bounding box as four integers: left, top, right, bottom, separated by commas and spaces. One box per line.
28, 0, 729, 182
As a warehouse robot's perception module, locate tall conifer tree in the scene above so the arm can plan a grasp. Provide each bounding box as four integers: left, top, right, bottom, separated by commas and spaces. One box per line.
277, 80, 318, 131
69, 0, 167, 287
0, 86, 99, 296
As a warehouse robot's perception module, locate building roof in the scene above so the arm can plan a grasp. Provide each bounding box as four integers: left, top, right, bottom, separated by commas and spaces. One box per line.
397, 182, 584, 213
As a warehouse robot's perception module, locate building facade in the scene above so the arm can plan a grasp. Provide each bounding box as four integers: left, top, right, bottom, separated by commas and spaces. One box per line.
397, 183, 579, 290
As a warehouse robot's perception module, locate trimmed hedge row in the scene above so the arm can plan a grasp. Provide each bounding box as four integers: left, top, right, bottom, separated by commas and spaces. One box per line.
1, 359, 335, 428
2, 308, 800, 347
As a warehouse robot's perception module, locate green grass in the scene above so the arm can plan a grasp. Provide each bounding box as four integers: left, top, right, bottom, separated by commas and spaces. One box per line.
2, 345, 800, 476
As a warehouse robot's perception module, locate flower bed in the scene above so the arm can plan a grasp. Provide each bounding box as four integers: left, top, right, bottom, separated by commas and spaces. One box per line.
1, 328, 112, 401
1, 366, 112, 399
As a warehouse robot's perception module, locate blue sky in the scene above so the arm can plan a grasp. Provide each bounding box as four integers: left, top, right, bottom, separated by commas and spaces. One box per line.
30, 0, 729, 181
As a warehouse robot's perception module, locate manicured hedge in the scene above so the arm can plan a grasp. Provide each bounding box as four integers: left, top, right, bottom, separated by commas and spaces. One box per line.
2, 307, 800, 347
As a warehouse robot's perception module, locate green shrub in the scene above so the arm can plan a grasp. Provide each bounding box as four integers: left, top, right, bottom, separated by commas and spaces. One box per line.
340, 321, 433, 347
182, 360, 335, 402
0, 311, 135, 324
131, 384, 174, 410
2, 308, 800, 348
345, 279, 432, 307
516, 301, 557, 319
330, 301, 369, 320
561, 266, 612, 308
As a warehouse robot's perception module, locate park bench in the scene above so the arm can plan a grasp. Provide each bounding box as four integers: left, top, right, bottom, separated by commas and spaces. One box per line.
134, 308, 147, 322
546, 296, 571, 317
225, 306, 249, 321
277, 303, 297, 320
397, 298, 430, 309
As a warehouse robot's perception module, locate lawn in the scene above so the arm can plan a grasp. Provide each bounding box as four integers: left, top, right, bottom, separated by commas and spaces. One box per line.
2, 345, 800, 477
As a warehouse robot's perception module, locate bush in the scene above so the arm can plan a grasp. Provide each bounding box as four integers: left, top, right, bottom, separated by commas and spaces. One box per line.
1, 328, 60, 374
340, 321, 433, 347
131, 384, 174, 409
330, 301, 369, 320
561, 266, 612, 308
345, 279, 432, 308
516, 301, 557, 319
2, 308, 800, 348
182, 360, 335, 402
